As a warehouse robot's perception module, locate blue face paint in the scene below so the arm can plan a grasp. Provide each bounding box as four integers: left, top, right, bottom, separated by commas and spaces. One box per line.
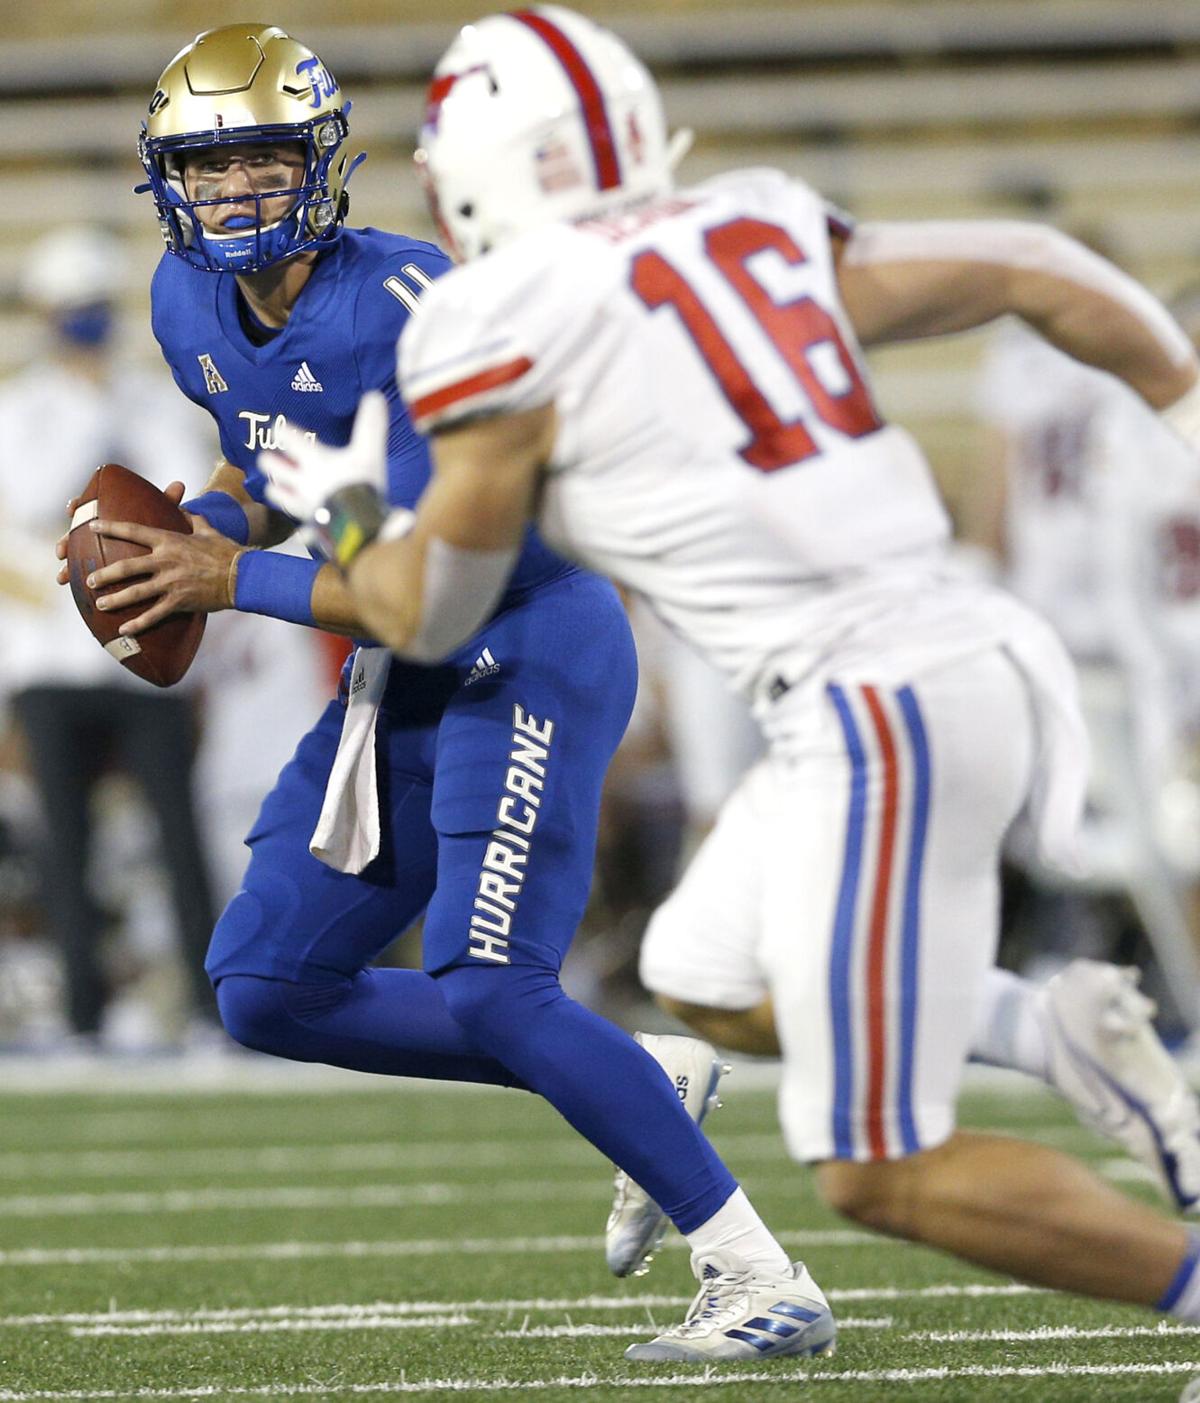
56, 303, 115, 348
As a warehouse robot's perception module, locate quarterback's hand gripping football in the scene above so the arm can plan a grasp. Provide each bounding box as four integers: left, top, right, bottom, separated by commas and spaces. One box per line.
259, 391, 394, 570
54, 480, 190, 587
73, 498, 246, 638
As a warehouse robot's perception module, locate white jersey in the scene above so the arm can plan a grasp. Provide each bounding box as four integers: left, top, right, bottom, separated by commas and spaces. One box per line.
976, 323, 1131, 657
398, 169, 1024, 705
192, 594, 330, 905
1093, 395, 1200, 736
0, 357, 216, 696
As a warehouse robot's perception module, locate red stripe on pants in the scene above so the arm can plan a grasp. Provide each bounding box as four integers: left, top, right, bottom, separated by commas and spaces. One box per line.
861, 685, 899, 1159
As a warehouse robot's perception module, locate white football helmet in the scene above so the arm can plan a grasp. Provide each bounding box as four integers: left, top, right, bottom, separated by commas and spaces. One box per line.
416, 6, 688, 260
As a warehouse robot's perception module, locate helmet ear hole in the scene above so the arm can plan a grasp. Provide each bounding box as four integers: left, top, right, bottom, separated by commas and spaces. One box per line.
458, 203, 474, 219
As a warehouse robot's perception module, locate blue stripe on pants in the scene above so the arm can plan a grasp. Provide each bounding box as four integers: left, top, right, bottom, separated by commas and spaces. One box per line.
896, 686, 931, 1155
827, 684, 868, 1160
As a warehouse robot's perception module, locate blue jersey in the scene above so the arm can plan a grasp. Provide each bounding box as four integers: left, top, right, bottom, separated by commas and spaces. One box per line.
150, 226, 572, 598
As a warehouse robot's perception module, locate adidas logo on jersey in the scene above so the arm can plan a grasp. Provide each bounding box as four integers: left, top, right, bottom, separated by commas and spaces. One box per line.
465, 648, 500, 686
290, 361, 324, 393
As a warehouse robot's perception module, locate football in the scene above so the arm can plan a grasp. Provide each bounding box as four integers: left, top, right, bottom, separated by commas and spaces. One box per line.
67, 463, 206, 688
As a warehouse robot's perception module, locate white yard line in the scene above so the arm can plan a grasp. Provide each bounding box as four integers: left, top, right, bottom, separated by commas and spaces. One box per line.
1100, 1160, 1161, 1185
831, 1282, 1041, 1301
0, 1132, 798, 1181
1, 1360, 1199, 1399
0, 1133, 1123, 1185
71, 1315, 897, 1340
0, 1142, 596, 1181
0, 1282, 1042, 1329
0, 1228, 885, 1267
0, 1299, 697, 1327
71, 1315, 474, 1337
914, 1322, 1200, 1342
491, 1318, 894, 1340
0, 1181, 620, 1218
813, 1364, 1200, 1383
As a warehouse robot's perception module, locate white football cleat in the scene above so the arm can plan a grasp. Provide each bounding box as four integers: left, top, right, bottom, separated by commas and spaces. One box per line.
626, 1248, 836, 1363
1043, 958, 1200, 1212
606, 1032, 729, 1278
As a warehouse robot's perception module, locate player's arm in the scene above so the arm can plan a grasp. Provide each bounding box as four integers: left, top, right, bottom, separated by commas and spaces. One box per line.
261, 393, 552, 659
190, 458, 369, 635
348, 407, 550, 655
184, 457, 293, 548
299, 243, 460, 640
835, 221, 1200, 418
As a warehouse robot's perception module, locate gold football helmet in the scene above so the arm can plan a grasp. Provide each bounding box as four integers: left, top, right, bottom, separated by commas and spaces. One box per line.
137, 23, 364, 272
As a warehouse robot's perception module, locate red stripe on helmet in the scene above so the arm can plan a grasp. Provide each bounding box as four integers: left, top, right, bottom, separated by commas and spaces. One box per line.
509, 9, 621, 191
425, 65, 492, 132
425, 72, 459, 126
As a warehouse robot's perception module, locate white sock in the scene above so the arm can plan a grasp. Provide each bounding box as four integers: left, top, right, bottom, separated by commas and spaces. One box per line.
1160, 1229, 1200, 1319
969, 967, 1051, 1082
684, 1187, 791, 1276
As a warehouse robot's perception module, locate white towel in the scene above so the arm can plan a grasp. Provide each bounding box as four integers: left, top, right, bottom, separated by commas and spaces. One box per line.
310, 646, 392, 874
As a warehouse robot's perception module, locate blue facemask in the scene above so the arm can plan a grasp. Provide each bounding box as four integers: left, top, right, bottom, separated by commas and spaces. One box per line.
56, 303, 116, 348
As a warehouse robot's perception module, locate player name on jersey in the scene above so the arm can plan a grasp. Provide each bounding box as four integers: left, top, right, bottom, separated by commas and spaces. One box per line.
469, 704, 557, 964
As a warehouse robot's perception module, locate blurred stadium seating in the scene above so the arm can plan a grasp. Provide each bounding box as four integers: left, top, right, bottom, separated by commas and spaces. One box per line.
2, 0, 1200, 517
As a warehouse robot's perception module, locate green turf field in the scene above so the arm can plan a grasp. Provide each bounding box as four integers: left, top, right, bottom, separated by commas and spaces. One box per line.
0, 1066, 1196, 1401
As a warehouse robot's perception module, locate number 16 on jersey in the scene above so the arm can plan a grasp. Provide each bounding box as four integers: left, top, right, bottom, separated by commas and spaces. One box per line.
631, 216, 882, 472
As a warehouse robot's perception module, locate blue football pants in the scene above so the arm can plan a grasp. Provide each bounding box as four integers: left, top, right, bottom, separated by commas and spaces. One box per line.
208, 573, 736, 1233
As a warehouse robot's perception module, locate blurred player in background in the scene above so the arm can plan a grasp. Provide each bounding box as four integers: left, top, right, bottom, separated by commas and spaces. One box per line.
71, 23, 828, 1363
632, 602, 763, 864
191, 604, 331, 912
0, 225, 221, 1043
977, 275, 1200, 1028
265, 3, 1200, 1343
1089, 289, 1200, 1009
579, 604, 762, 1015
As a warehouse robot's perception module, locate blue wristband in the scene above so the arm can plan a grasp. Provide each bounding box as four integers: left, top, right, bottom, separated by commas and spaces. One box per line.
233, 550, 320, 627
183, 491, 250, 545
